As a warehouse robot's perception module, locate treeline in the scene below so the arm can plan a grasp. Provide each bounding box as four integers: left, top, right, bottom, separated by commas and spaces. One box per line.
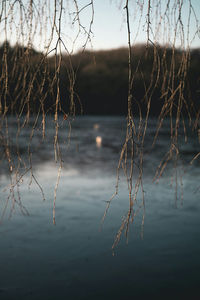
0, 42, 199, 116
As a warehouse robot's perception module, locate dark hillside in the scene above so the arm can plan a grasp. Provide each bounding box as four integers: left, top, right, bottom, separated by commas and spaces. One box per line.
0, 43, 199, 117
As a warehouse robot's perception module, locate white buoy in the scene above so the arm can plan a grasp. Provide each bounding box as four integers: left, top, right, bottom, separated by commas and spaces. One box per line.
96, 136, 102, 148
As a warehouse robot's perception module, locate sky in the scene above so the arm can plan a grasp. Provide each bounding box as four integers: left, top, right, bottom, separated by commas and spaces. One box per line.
0, 0, 200, 53
88, 0, 200, 50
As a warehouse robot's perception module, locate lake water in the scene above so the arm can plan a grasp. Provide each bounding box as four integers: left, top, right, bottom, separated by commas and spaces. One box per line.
0, 116, 199, 299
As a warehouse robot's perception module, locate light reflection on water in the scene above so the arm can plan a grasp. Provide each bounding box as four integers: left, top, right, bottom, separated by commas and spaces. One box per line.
0, 116, 199, 299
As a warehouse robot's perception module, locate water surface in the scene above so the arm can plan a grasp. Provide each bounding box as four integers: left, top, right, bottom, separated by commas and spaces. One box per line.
0, 116, 199, 299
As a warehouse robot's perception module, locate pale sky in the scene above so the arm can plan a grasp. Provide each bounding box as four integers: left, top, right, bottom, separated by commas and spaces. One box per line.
90, 0, 200, 50
1, 0, 200, 53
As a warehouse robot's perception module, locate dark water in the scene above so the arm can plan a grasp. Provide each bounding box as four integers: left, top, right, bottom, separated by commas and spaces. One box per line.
0, 116, 199, 299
